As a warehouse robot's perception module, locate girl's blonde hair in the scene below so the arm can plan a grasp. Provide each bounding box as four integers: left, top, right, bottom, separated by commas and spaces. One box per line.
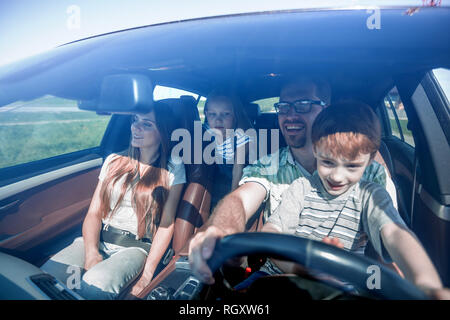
204, 90, 253, 131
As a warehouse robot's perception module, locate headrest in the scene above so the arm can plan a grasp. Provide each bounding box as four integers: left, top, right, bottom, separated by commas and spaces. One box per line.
157, 96, 199, 131
244, 103, 261, 125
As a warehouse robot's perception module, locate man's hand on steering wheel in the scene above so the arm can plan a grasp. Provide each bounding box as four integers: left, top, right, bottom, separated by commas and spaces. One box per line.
188, 225, 227, 285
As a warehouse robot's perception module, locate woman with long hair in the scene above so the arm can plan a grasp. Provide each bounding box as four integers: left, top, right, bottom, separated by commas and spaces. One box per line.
203, 90, 253, 211
41, 101, 185, 299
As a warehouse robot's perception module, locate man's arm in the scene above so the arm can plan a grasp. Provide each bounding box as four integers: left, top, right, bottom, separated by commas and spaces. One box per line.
210, 181, 267, 234
188, 181, 267, 284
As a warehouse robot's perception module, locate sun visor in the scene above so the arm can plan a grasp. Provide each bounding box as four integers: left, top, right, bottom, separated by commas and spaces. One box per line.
79, 74, 154, 114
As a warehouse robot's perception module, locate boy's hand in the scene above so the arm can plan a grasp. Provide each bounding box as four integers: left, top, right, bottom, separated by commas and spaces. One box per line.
322, 237, 345, 249
422, 287, 450, 300
431, 288, 450, 300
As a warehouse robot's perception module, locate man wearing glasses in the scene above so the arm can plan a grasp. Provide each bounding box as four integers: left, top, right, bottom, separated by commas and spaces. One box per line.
189, 76, 396, 284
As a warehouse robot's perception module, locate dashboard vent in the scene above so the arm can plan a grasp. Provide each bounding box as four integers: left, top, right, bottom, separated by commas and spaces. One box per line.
30, 274, 78, 300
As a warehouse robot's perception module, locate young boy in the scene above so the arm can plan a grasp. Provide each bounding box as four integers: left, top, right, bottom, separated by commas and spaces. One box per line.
259, 101, 447, 298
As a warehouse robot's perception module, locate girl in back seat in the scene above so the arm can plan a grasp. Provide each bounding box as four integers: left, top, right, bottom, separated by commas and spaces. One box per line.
204, 90, 254, 212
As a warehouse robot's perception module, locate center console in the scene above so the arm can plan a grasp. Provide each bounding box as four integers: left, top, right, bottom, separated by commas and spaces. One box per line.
142, 255, 203, 300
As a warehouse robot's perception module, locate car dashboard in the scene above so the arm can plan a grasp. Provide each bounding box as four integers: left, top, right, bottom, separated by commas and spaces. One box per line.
0, 251, 83, 300
0, 250, 201, 300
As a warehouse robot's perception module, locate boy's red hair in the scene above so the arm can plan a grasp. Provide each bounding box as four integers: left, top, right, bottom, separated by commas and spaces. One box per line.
312, 101, 381, 160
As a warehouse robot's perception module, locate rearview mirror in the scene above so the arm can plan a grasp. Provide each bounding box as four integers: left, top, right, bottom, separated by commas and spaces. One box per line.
79, 73, 154, 114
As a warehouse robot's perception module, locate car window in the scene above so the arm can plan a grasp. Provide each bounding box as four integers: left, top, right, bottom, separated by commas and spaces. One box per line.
153, 85, 199, 100
383, 87, 415, 147
252, 97, 279, 113
197, 97, 206, 122
0, 95, 111, 169
432, 68, 450, 108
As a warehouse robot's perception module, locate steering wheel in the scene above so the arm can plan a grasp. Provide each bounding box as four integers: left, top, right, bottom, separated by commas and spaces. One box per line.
206, 232, 428, 300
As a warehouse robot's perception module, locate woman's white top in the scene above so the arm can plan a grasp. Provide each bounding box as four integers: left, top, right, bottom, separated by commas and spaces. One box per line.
99, 153, 186, 239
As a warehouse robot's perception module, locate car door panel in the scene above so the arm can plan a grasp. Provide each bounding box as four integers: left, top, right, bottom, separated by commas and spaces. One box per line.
394, 73, 450, 286
387, 133, 450, 286
414, 191, 450, 286
0, 159, 101, 261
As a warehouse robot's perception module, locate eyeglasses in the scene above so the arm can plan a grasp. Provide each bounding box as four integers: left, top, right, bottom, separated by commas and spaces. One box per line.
274, 99, 327, 114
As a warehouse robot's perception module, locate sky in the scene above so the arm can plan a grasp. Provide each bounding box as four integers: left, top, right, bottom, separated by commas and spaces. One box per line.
0, 0, 428, 67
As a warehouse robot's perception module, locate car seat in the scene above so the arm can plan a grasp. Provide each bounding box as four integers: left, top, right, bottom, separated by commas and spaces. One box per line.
243, 103, 261, 127
157, 97, 215, 255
